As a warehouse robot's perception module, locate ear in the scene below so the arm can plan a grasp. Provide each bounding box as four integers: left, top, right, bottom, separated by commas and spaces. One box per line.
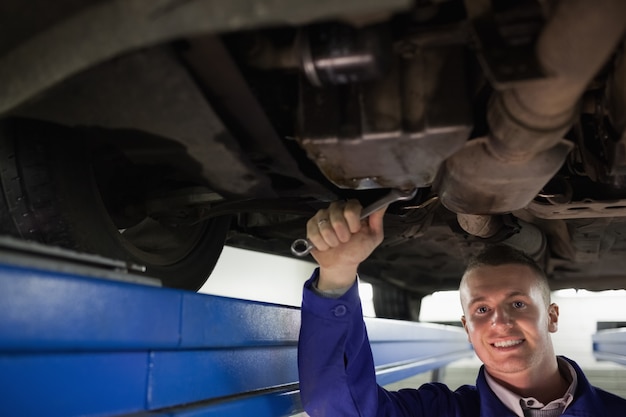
461, 315, 472, 342
548, 303, 559, 333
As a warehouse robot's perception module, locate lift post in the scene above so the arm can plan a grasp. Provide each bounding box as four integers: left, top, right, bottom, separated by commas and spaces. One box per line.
0, 239, 473, 417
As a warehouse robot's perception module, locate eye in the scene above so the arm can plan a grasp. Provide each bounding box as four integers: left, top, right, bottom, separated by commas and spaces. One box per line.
513, 301, 526, 309
476, 306, 490, 314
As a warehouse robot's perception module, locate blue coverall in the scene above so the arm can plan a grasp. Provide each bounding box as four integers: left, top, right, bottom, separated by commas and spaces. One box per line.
298, 270, 626, 416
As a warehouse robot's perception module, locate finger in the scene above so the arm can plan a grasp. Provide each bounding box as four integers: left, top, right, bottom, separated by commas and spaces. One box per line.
343, 199, 363, 234
317, 201, 346, 247
328, 201, 353, 243
315, 206, 343, 248
306, 210, 330, 251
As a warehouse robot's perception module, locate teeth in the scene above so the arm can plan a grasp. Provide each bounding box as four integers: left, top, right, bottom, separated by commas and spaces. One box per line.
493, 339, 522, 348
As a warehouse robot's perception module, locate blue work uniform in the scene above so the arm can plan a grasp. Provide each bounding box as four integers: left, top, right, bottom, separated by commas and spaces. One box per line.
298, 269, 626, 416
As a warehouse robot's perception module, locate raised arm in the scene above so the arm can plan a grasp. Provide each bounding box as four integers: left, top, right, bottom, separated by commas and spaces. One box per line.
298, 200, 468, 417
298, 199, 386, 416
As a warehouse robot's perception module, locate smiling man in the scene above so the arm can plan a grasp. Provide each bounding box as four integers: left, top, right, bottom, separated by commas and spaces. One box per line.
459, 248, 572, 415
298, 201, 626, 416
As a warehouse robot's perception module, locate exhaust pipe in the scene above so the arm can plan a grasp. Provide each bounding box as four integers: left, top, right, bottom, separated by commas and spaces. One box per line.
437, 0, 626, 214
457, 213, 546, 261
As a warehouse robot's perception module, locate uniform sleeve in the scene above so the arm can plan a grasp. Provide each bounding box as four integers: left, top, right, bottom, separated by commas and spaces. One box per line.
298, 269, 466, 417
298, 268, 377, 416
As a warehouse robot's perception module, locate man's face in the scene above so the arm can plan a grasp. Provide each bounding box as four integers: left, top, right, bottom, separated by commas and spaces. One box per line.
460, 264, 559, 380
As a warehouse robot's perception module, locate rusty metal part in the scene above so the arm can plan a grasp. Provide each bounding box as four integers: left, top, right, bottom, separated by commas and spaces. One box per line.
291, 188, 417, 257
298, 45, 472, 190
402, 196, 439, 211
180, 35, 331, 199
501, 218, 546, 261
299, 22, 392, 86
527, 198, 626, 220
0, 0, 413, 115
457, 213, 546, 261
437, 0, 626, 215
436, 136, 574, 214
465, 0, 547, 88
538, 175, 573, 205
457, 214, 503, 239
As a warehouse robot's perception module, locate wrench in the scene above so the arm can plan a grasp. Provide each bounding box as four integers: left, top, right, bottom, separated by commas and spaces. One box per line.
290, 188, 418, 257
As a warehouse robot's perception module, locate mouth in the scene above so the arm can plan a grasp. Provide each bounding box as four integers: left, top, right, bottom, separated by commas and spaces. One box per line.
491, 339, 524, 349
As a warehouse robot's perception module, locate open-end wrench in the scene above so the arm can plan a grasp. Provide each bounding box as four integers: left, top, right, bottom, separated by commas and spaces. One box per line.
290, 188, 418, 257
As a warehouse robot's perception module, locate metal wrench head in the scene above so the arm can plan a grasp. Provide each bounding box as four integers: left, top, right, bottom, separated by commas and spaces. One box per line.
360, 188, 418, 219
291, 238, 314, 257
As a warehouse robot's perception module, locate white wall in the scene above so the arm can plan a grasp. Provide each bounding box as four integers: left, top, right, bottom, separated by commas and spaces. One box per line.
550, 289, 626, 368
199, 246, 376, 316
199, 246, 312, 306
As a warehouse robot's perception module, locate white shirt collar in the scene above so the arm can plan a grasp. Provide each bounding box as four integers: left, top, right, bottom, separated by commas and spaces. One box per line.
484, 357, 578, 416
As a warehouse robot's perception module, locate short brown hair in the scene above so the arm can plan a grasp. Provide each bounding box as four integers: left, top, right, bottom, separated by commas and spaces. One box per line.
464, 244, 551, 305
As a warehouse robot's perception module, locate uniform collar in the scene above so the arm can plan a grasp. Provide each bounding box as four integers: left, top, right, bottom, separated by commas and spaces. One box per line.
483, 357, 577, 416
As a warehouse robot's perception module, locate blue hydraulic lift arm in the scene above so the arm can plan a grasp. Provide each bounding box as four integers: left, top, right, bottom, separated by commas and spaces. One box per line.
0, 240, 473, 417
593, 328, 626, 367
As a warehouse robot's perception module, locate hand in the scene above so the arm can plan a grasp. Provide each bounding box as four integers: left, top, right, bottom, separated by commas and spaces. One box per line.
306, 199, 387, 291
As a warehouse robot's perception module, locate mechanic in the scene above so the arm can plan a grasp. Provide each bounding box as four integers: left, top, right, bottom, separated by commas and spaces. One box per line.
297, 200, 626, 416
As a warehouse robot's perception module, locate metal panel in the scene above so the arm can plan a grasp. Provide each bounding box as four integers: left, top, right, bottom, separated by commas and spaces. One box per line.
0, 352, 149, 417
0, 253, 472, 416
0, 264, 181, 351
298, 46, 472, 191
128, 389, 302, 417
179, 292, 300, 348
149, 348, 299, 409
593, 328, 626, 366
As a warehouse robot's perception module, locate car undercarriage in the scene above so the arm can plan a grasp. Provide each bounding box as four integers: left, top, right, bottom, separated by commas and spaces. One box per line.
1, 0, 625, 319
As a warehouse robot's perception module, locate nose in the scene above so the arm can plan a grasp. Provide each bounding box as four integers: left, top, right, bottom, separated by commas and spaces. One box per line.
491, 305, 512, 327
